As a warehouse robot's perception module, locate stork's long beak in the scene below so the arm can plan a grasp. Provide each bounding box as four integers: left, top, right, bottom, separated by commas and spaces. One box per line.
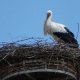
47, 13, 51, 19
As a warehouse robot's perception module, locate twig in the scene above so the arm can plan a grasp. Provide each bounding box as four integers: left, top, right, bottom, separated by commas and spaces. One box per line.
76, 23, 80, 39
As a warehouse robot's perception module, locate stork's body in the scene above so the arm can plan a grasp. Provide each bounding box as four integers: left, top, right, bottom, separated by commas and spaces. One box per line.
44, 10, 79, 48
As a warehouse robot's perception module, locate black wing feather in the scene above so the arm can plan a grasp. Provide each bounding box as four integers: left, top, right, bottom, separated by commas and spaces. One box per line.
53, 32, 79, 48
64, 27, 74, 37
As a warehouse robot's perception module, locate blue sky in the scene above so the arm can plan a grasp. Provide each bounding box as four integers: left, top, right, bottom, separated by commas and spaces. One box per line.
0, 0, 80, 44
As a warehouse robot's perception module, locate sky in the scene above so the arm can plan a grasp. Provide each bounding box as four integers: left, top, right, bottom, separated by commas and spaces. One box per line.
0, 0, 80, 44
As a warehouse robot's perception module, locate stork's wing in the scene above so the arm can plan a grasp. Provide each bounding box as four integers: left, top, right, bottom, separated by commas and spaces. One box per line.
53, 32, 79, 47
64, 27, 74, 37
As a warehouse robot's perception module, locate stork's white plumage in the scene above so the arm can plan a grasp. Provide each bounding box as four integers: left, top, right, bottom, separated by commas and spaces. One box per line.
44, 10, 79, 48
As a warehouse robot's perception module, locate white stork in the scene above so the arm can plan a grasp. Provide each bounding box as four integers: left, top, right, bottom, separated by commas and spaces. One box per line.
44, 10, 79, 48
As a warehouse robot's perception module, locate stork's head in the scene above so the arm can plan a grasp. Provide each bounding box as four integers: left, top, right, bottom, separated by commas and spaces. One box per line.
47, 10, 52, 19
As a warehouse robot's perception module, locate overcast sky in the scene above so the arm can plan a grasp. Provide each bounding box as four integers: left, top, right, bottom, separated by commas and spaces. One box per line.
0, 0, 80, 45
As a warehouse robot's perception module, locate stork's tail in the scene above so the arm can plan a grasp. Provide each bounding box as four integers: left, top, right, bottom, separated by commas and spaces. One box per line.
69, 38, 79, 48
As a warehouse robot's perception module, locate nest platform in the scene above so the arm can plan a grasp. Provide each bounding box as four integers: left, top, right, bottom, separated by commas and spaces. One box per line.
0, 38, 80, 80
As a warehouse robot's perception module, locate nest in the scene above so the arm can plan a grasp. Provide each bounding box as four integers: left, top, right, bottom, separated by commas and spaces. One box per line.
0, 38, 80, 80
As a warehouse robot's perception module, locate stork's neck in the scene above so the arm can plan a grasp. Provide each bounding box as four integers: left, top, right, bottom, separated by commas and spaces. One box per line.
46, 16, 52, 22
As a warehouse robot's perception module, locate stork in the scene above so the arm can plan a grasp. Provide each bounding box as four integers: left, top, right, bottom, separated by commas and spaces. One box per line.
44, 10, 79, 48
